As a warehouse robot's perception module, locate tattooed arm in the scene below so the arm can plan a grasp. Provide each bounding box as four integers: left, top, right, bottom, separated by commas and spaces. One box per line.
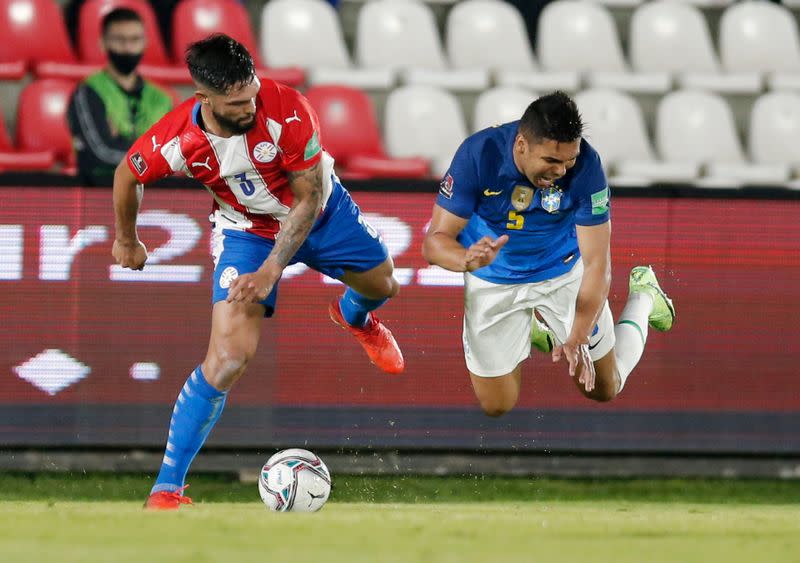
226, 162, 324, 304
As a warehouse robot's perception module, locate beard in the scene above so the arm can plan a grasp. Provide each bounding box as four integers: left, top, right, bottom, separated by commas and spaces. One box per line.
213, 110, 256, 135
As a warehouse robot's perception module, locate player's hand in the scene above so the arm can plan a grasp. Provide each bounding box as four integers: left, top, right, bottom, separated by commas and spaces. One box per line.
552, 336, 596, 392
464, 235, 509, 272
112, 238, 148, 270
227, 266, 281, 304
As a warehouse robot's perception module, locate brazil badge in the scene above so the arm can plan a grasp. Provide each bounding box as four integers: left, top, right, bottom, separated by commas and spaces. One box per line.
540, 186, 562, 213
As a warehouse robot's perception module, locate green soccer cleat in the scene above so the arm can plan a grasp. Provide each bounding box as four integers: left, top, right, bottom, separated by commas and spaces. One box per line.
530, 314, 555, 353
629, 265, 676, 332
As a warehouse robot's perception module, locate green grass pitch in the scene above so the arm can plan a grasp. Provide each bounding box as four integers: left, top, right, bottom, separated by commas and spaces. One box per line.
0, 474, 798, 562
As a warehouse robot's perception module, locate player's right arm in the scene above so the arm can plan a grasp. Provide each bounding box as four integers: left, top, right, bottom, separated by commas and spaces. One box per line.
422, 138, 508, 272
422, 205, 507, 272
112, 160, 147, 270
111, 106, 184, 270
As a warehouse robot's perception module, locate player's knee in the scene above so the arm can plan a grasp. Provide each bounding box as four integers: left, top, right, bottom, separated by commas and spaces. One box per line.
205, 348, 252, 390
386, 276, 400, 298
478, 397, 516, 417
583, 376, 619, 403
586, 387, 617, 403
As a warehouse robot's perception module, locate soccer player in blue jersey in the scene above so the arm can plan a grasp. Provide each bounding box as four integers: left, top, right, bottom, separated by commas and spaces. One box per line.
422, 92, 675, 416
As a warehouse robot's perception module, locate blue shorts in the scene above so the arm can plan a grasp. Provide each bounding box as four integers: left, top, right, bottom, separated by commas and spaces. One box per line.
211, 182, 389, 317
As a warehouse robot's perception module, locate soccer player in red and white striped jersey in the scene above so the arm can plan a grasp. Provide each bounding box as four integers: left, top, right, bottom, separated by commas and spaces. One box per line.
111, 35, 404, 510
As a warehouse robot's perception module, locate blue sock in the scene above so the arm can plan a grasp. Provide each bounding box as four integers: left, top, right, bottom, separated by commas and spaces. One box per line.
151, 366, 227, 494
339, 288, 387, 327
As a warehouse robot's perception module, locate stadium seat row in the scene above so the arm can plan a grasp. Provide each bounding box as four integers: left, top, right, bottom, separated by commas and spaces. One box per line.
2, 0, 800, 93
0, 0, 304, 86
266, 0, 800, 93
3, 78, 799, 188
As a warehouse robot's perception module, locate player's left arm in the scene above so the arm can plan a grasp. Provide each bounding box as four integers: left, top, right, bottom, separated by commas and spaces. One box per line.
227, 162, 324, 304
552, 146, 611, 388
571, 221, 612, 343
569, 148, 612, 342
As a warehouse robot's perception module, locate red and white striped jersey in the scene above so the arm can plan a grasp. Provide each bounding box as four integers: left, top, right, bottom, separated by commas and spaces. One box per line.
125, 79, 335, 239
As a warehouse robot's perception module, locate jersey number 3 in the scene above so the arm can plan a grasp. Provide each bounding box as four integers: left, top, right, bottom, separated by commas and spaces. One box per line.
506, 210, 524, 230
235, 172, 256, 196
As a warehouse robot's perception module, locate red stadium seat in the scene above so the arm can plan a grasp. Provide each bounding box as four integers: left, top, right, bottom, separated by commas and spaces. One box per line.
16, 79, 78, 172
171, 0, 304, 87
305, 85, 429, 179
0, 0, 96, 79
77, 0, 191, 84
0, 105, 54, 171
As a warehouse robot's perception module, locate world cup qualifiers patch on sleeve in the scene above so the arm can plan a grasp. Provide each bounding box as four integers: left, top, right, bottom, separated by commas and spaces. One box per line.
591, 186, 610, 215
439, 174, 454, 199
130, 152, 147, 175
304, 131, 321, 160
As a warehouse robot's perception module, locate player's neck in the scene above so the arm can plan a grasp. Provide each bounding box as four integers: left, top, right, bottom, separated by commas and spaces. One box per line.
199, 104, 235, 138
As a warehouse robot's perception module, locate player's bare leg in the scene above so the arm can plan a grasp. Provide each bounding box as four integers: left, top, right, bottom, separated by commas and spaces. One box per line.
201, 301, 266, 390
569, 265, 675, 403
329, 257, 405, 374
469, 365, 522, 417
570, 351, 619, 402
145, 301, 264, 510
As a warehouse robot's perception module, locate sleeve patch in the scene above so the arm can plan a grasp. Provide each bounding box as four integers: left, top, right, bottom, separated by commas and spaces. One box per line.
591, 186, 609, 215
303, 131, 321, 160
439, 174, 454, 199
130, 152, 147, 175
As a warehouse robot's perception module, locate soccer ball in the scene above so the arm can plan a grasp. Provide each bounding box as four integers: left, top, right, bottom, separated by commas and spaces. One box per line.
258, 448, 332, 512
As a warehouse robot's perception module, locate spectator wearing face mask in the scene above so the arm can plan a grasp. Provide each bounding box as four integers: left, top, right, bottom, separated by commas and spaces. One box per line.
67, 7, 173, 186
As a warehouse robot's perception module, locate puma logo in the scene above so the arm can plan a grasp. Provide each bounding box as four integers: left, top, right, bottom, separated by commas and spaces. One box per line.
483, 189, 503, 196
151, 135, 161, 152
191, 157, 212, 171
285, 110, 301, 124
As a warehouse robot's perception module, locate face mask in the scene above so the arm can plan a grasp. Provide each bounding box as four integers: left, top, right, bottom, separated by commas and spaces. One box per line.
108, 50, 143, 75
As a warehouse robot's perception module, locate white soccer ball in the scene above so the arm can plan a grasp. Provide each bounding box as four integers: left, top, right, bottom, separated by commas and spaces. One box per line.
258, 448, 332, 512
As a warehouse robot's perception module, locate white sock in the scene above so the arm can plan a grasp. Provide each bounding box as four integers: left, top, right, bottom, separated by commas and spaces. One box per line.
614, 292, 653, 392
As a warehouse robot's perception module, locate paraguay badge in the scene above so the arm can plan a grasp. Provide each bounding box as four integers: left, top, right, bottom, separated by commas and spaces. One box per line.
511, 185, 534, 211
540, 186, 562, 213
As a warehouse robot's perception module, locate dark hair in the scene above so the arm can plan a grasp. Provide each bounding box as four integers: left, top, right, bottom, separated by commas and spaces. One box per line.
186, 34, 256, 94
519, 91, 584, 143
101, 7, 142, 36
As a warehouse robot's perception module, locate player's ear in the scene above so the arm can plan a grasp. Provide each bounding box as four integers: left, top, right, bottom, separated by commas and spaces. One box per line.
514, 133, 528, 155
194, 90, 209, 104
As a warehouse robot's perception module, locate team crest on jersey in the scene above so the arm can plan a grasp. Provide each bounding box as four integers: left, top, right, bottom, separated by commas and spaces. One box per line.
439, 174, 454, 199
511, 185, 534, 211
130, 152, 147, 175
253, 141, 277, 163
540, 186, 562, 214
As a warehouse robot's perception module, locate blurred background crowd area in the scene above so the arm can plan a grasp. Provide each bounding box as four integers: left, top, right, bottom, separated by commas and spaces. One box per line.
1, 0, 799, 188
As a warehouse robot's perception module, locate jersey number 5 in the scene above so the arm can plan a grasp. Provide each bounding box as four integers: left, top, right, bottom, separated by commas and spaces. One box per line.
506, 210, 524, 230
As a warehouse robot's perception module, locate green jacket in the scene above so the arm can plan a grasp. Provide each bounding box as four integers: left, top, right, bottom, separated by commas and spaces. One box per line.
67, 70, 173, 185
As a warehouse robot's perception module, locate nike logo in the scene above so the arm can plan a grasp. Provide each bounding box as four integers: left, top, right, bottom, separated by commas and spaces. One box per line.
588, 334, 604, 350
191, 157, 212, 171
151, 135, 161, 152
483, 189, 503, 196
285, 110, 301, 124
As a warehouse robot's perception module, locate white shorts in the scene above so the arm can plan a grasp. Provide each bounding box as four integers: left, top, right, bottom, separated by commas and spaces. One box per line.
463, 260, 616, 377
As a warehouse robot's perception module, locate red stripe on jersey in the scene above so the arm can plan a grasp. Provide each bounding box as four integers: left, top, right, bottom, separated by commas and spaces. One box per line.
126, 79, 326, 240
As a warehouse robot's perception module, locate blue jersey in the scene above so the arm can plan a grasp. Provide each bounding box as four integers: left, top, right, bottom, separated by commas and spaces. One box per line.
435, 122, 610, 284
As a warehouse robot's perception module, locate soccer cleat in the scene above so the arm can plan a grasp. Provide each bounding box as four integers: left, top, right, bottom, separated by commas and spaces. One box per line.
329, 298, 405, 374
144, 485, 193, 511
629, 265, 676, 332
530, 314, 555, 353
